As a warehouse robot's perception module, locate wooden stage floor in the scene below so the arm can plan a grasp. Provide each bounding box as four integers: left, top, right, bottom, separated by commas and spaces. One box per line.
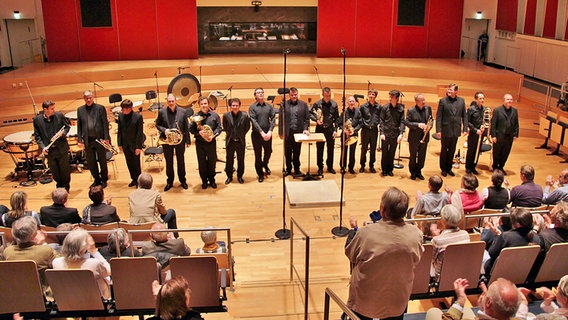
0, 56, 559, 319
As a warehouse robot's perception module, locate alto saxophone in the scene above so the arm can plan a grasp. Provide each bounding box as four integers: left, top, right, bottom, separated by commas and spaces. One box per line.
189, 115, 214, 141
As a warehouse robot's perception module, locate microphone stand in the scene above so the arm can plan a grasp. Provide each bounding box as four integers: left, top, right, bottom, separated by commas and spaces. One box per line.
275, 48, 291, 240
332, 47, 349, 237
153, 72, 163, 110
93, 82, 103, 103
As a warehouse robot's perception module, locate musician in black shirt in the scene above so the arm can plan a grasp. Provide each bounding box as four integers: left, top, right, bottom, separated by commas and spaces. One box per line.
465, 92, 488, 175
310, 87, 339, 175
405, 94, 432, 180
359, 89, 381, 173
249, 88, 276, 183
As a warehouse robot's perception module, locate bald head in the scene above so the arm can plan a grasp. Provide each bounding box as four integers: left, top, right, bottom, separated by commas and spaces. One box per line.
485, 278, 520, 319
150, 223, 168, 242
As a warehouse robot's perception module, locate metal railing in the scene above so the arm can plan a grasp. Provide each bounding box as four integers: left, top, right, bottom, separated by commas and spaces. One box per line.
323, 288, 360, 320
290, 216, 310, 320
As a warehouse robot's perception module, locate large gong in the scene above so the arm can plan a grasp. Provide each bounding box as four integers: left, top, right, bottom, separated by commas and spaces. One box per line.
167, 73, 201, 107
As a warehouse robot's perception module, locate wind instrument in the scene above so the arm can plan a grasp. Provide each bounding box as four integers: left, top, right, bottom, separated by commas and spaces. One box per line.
159, 121, 183, 145
474, 106, 491, 163
420, 116, 433, 144
44, 126, 66, 151
314, 107, 323, 123
96, 139, 119, 155
189, 115, 214, 141
344, 119, 358, 146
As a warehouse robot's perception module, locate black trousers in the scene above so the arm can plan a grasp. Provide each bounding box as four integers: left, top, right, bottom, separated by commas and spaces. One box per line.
225, 140, 245, 178
48, 152, 70, 189
360, 127, 378, 168
466, 130, 484, 171
85, 139, 108, 183
380, 136, 398, 173
251, 132, 272, 177
316, 125, 335, 170
440, 136, 458, 173
492, 135, 514, 171
195, 139, 217, 182
123, 147, 141, 182
163, 143, 186, 184
340, 135, 357, 170
408, 140, 428, 176
285, 132, 302, 172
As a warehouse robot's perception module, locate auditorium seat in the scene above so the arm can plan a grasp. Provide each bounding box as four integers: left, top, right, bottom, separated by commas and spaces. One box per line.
0, 260, 47, 316
45, 269, 107, 313
436, 241, 486, 293
110, 256, 159, 313
487, 245, 541, 285
80, 222, 119, 244
534, 242, 568, 285
119, 221, 155, 244
410, 243, 434, 299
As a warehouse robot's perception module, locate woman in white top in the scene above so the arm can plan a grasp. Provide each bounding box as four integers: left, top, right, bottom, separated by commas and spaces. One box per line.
52, 228, 111, 298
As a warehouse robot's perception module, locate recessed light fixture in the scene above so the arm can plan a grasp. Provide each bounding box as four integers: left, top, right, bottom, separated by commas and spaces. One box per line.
13, 11, 21, 19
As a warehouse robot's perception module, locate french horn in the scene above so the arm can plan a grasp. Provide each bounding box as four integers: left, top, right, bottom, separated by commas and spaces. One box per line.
344, 119, 358, 146
159, 122, 183, 145
190, 115, 214, 141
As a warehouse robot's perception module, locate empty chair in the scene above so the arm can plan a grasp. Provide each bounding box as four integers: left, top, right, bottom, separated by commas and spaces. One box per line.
109, 93, 122, 107
80, 222, 119, 244
410, 243, 434, 298
119, 221, 155, 244
0, 260, 47, 316
535, 242, 568, 284
110, 256, 159, 312
45, 269, 107, 312
436, 241, 486, 293
487, 245, 541, 285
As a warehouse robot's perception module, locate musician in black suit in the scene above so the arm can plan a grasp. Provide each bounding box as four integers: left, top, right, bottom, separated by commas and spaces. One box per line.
156, 93, 191, 192
490, 93, 519, 173
33, 100, 71, 190
278, 87, 311, 176
435, 84, 468, 177
249, 88, 276, 183
310, 87, 339, 175
405, 94, 433, 180
222, 98, 251, 185
40, 188, 81, 227
77, 90, 111, 188
189, 96, 222, 189
340, 96, 362, 174
359, 89, 381, 173
379, 90, 405, 177
117, 99, 145, 187
465, 92, 488, 175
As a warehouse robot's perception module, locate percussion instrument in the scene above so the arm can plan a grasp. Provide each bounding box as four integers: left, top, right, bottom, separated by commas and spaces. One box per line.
67, 126, 84, 153
167, 73, 201, 108
65, 111, 78, 126
2, 131, 44, 181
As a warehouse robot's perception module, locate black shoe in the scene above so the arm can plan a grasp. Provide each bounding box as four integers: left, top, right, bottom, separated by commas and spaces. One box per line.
410, 175, 416, 180
201, 182, 208, 189
164, 184, 173, 192
284, 170, 292, 177
349, 168, 355, 174
388, 171, 394, 176
90, 181, 100, 188
210, 181, 217, 189
181, 182, 188, 189
265, 166, 271, 175
417, 173, 425, 180
359, 167, 365, 173
466, 169, 472, 174
381, 171, 387, 176
237, 177, 244, 184
471, 169, 479, 175
258, 176, 264, 183
328, 168, 336, 174
447, 171, 455, 176
317, 168, 323, 176
101, 181, 107, 188
294, 170, 303, 176
225, 177, 233, 185
370, 167, 377, 173
441, 171, 447, 177
128, 181, 137, 187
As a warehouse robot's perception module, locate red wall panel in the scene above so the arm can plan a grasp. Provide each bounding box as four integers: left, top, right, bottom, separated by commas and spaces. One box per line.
427, 0, 463, 58
41, 0, 81, 61
496, 0, 517, 32
77, 0, 120, 61
565, 18, 568, 40
317, 0, 357, 57
156, 0, 198, 59
524, 0, 537, 35
543, 0, 558, 38
116, 0, 159, 60
354, 0, 392, 57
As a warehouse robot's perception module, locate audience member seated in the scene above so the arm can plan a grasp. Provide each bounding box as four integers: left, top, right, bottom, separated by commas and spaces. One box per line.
2, 216, 57, 295
40, 188, 81, 227
195, 229, 227, 254
485, 208, 539, 274
482, 169, 511, 210
542, 169, 568, 205
142, 222, 190, 267
52, 228, 111, 298
0, 204, 8, 215
411, 175, 449, 218
48, 223, 74, 253
421, 221, 441, 243
510, 164, 544, 208
531, 274, 568, 317
82, 185, 120, 225
129, 173, 178, 233
537, 201, 568, 252
481, 215, 512, 248
99, 228, 142, 261
448, 174, 484, 214
426, 278, 522, 320
148, 276, 204, 320
1, 191, 40, 227
431, 204, 470, 278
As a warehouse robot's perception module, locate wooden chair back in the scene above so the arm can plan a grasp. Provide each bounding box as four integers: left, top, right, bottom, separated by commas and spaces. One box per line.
110, 256, 159, 311
411, 243, 433, 295
0, 226, 14, 246
196, 252, 233, 290
119, 221, 154, 243
535, 242, 568, 283
80, 222, 119, 244
170, 256, 221, 308
40, 225, 59, 244
0, 260, 46, 315
488, 245, 541, 285
45, 269, 105, 311
464, 209, 502, 230
437, 241, 486, 292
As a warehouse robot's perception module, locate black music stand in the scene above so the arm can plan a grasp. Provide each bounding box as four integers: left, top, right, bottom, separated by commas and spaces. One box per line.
293, 133, 325, 181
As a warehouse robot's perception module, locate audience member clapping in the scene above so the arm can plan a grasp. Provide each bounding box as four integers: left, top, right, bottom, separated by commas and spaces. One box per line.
82, 185, 120, 225
148, 276, 204, 320
537, 201, 568, 252
482, 169, 510, 210
448, 173, 484, 214
141, 222, 190, 267
411, 175, 449, 218
542, 169, 568, 205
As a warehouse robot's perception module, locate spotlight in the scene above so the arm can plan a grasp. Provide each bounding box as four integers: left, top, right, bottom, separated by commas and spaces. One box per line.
13, 11, 21, 19
476, 11, 483, 19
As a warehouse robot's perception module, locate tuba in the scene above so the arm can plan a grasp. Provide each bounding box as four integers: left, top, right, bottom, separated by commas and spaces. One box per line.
189, 115, 214, 141
344, 119, 358, 146
159, 121, 183, 145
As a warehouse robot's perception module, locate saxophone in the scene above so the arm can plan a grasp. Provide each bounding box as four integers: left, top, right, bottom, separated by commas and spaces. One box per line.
190, 115, 214, 141
159, 121, 183, 145
344, 119, 358, 146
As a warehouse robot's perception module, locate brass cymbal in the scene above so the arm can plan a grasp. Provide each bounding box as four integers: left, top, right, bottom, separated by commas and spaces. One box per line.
167, 73, 201, 107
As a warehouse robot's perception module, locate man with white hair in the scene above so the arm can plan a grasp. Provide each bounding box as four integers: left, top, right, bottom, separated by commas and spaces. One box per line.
40, 188, 81, 227
542, 169, 568, 205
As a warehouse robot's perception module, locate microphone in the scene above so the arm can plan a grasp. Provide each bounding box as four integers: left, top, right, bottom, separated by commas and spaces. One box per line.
283, 48, 291, 54
340, 47, 346, 55
313, 66, 318, 72
227, 86, 233, 91
94, 82, 103, 89
154, 72, 158, 77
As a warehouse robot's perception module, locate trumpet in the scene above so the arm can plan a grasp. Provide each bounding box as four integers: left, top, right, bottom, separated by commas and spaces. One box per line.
420, 116, 433, 144
96, 139, 119, 155
44, 126, 66, 151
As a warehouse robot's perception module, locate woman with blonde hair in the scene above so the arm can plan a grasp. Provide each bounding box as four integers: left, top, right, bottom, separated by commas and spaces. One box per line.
149, 276, 203, 320
1, 191, 40, 227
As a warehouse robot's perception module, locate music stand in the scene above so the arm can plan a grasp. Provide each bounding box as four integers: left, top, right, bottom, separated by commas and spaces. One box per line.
294, 133, 325, 181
